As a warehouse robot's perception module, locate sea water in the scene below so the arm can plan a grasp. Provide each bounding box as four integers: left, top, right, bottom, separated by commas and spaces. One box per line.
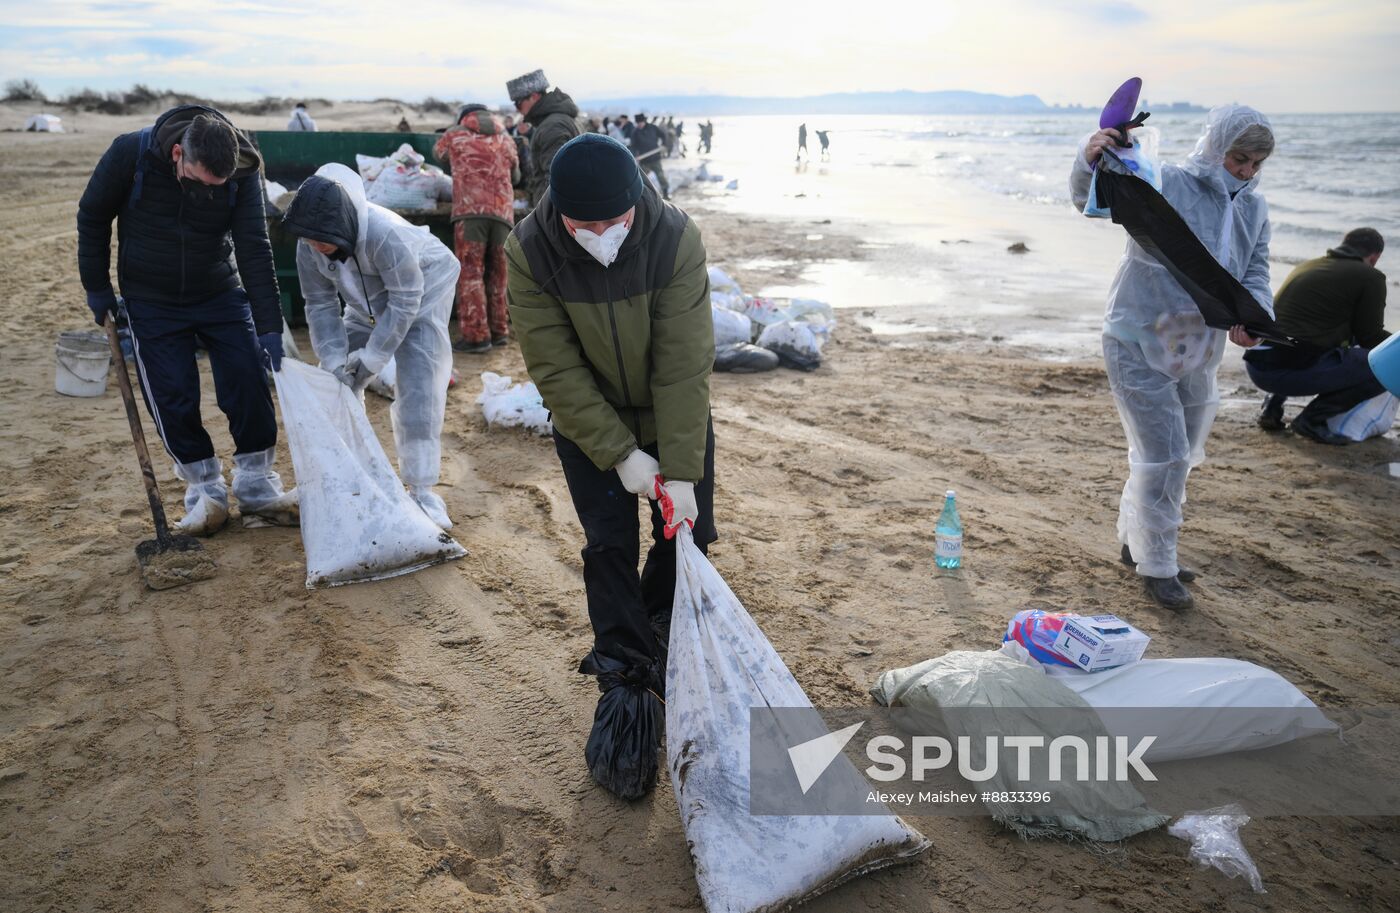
687, 112, 1400, 358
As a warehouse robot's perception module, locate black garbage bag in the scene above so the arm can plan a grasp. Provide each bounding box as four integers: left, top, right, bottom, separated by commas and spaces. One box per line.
713, 342, 780, 373
579, 651, 664, 800
1094, 152, 1293, 345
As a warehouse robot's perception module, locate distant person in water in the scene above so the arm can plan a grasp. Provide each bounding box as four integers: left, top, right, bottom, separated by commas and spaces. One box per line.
796, 122, 808, 161
816, 129, 830, 160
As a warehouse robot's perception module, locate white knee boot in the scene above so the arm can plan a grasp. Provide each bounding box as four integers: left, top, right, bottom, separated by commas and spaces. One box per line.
409, 486, 452, 530
232, 447, 300, 527
173, 457, 230, 536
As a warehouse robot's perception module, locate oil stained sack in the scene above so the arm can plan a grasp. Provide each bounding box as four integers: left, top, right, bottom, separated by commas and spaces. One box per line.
274, 360, 466, 587
668, 529, 929, 913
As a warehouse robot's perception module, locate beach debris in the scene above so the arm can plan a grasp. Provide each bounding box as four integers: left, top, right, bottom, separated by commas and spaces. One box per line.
274, 360, 466, 588
24, 113, 63, 132
714, 343, 779, 373
725, 179, 738, 190
1007, 241, 1030, 254
476, 372, 551, 435
1168, 805, 1266, 893
669, 529, 930, 913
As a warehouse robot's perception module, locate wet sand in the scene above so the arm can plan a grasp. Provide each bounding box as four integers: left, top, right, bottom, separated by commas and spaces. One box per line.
1, 105, 1398, 913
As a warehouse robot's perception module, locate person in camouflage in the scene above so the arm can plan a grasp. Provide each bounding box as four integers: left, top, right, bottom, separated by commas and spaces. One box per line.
435, 104, 521, 352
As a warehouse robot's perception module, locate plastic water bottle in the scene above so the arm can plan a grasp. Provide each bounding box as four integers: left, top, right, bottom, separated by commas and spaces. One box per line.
935, 490, 963, 569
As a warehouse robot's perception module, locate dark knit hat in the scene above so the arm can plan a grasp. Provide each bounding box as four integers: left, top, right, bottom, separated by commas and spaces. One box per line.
549, 133, 643, 221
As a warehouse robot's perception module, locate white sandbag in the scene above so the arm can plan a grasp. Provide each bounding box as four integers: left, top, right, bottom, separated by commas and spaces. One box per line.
477, 371, 551, 435
273, 360, 466, 587
707, 266, 745, 312
711, 305, 752, 347
366, 166, 439, 211
1042, 657, 1337, 762
756, 319, 830, 370
1326, 391, 1398, 441
24, 113, 63, 132
668, 529, 929, 913
356, 153, 387, 182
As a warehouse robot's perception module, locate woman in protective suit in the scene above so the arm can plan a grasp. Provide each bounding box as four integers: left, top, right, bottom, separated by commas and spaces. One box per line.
1070, 105, 1275, 610
281, 163, 461, 529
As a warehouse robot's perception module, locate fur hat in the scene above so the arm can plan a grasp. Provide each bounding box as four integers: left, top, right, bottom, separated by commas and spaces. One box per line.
506, 69, 549, 102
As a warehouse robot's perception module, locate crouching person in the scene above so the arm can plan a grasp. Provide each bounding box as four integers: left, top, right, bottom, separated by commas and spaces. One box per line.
281, 163, 461, 528
506, 134, 716, 799
76, 104, 297, 535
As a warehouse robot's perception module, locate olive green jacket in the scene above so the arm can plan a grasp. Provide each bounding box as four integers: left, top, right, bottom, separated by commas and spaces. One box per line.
506, 185, 714, 482
523, 88, 581, 208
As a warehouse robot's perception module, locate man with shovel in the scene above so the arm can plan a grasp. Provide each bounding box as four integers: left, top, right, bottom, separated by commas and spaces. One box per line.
77, 105, 298, 536
628, 113, 671, 200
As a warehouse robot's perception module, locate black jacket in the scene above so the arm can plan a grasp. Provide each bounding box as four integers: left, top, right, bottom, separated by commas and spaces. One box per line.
76, 105, 282, 334
630, 123, 663, 157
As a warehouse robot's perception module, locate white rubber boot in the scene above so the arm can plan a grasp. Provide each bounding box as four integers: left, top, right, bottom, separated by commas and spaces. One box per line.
409, 486, 452, 530
173, 457, 230, 537
232, 447, 300, 527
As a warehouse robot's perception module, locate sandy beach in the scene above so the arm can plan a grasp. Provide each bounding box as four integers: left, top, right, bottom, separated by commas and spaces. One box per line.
1, 103, 1398, 913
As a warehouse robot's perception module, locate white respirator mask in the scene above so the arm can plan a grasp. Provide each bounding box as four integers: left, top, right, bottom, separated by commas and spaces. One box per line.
572, 221, 630, 268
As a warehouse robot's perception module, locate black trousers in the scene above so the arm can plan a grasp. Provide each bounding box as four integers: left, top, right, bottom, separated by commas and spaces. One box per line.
123, 288, 277, 465
1246, 345, 1385, 422
553, 419, 717, 672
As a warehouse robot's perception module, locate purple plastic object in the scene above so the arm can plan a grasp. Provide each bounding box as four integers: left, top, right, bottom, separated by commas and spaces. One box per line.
1100, 77, 1143, 130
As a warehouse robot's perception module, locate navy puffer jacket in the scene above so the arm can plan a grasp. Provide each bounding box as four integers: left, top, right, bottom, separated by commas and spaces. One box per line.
76, 105, 281, 334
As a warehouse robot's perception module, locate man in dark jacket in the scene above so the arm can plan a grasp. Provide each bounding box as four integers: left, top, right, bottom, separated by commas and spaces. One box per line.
77, 104, 296, 535
628, 113, 670, 200
506, 69, 580, 209
1246, 227, 1389, 443
506, 134, 714, 799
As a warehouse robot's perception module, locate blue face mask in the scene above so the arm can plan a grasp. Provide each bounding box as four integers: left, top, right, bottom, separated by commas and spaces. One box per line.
1220, 164, 1251, 194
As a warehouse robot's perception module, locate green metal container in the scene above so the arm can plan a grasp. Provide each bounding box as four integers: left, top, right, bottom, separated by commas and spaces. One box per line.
251, 130, 454, 325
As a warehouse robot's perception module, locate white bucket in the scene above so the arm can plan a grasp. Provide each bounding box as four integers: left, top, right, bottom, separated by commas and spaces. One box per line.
55, 331, 111, 397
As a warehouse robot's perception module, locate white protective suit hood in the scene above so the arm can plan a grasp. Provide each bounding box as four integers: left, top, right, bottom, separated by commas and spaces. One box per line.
1179, 104, 1272, 196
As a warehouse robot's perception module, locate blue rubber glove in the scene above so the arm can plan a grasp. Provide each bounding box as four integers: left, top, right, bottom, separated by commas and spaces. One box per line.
87, 289, 119, 327
258, 332, 284, 372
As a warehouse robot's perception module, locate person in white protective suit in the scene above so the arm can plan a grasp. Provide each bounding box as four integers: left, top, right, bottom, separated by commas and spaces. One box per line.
280, 163, 461, 529
1070, 104, 1275, 610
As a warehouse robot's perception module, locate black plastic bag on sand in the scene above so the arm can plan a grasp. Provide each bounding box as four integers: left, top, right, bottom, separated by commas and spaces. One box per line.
580, 651, 664, 800
714, 342, 780, 373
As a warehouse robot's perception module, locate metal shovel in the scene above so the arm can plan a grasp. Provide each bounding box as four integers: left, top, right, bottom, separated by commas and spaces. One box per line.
104, 313, 217, 589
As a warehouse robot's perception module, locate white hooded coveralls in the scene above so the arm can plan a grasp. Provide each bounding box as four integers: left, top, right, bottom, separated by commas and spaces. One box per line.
294, 163, 460, 489
1070, 105, 1274, 578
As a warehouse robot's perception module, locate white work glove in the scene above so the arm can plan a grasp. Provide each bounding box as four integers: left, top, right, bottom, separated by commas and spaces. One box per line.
336, 349, 377, 394
614, 448, 661, 498
658, 480, 697, 539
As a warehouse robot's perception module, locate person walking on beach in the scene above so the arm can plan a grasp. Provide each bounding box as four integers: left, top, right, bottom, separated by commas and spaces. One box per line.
287, 102, 316, 132
77, 104, 298, 536
700, 120, 713, 154
816, 129, 830, 160
1246, 228, 1389, 443
506, 68, 581, 209
1071, 104, 1275, 611
281, 163, 460, 529
796, 122, 808, 161
434, 104, 521, 353
506, 133, 715, 799
629, 113, 671, 199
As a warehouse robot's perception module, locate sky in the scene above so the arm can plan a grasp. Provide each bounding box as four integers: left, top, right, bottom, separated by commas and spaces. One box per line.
1, 0, 1398, 112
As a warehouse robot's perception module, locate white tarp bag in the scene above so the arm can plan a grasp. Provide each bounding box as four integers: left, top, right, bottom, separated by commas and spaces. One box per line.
707, 266, 745, 312
668, 529, 929, 913
274, 360, 466, 587
711, 305, 752, 347
1326, 391, 1398, 441
476, 372, 551, 436
1040, 655, 1337, 762
24, 113, 63, 132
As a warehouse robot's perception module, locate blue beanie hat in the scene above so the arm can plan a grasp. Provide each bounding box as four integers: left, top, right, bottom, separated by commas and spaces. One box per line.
549, 133, 644, 221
